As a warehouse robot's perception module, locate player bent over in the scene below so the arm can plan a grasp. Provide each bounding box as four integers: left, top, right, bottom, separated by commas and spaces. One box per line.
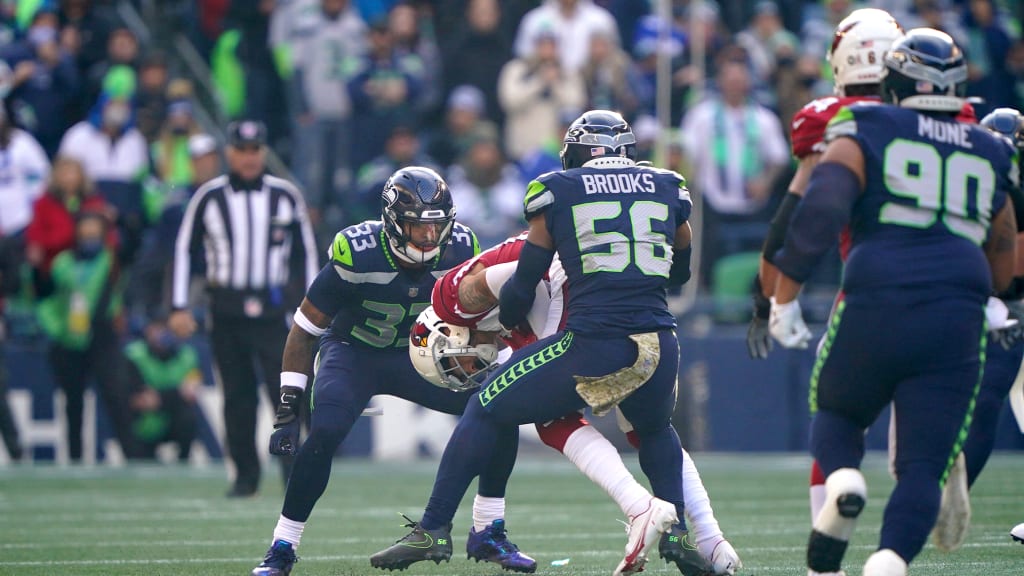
414, 229, 739, 574
370, 110, 695, 575
769, 30, 1018, 576
251, 167, 535, 575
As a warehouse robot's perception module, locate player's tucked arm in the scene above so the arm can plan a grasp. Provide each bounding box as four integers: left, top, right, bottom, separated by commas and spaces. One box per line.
457, 263, 498, 314
772, 138, 865, 303
499, 215, 555, 330
986, 199, 1018, 294
668, 222, 692, 288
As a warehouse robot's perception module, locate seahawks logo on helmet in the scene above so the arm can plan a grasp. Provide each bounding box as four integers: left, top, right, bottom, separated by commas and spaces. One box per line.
560, 110, 638, 170
880, 28, 967, 112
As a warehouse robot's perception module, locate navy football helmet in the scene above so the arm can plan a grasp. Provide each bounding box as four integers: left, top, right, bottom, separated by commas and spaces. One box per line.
560, 110, 637, 170
981, 107, 1024, 151
381, 166, 456, 264
880, 28, 967, 112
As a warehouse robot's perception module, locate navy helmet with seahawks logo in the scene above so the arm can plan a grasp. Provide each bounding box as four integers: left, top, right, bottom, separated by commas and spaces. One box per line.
560, 109, 637, 170
981, 107, 1024, 151
381, 166, 456, 265
879, 28, 967, 112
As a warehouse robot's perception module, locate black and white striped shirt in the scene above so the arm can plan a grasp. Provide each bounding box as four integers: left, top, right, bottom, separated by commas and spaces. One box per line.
172, 173, 318, 318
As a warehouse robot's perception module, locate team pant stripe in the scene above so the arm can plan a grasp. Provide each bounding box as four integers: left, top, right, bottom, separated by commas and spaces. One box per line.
941, 313, 987, 488
808, 300, 846, 415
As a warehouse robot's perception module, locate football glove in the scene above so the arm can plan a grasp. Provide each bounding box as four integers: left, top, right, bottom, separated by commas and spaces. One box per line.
769, 297, 812, 349
269, 385, 303, 456
747, 275, 773, 359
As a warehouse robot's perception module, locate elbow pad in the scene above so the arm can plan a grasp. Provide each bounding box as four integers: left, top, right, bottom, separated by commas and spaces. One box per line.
667, 245, 692, 288
762, 192, 802, 264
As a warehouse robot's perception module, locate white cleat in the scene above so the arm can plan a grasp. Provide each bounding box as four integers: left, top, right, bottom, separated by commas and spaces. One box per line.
1012, 523, 1024, 543
932, 452, 971, 552
862, 549, 907, 576
613, 497, 678, 576
708, 538, 742, 575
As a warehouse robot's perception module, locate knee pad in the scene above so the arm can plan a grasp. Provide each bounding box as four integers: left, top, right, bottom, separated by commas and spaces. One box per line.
807, 468, 867, 573
862, 549, 907, 576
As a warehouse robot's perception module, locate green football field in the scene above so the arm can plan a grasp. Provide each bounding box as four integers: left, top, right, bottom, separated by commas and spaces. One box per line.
1, 453, 1021, 576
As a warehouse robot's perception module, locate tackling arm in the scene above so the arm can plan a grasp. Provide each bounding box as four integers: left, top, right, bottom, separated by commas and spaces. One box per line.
498, 215, 555, 330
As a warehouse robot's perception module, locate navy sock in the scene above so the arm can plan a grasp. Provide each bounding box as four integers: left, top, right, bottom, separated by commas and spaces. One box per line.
281, 422, 350, 522
879, 464, 940, 563
477, 425, 519, 498
810, 410, 865, 476
421, 399, 501, 530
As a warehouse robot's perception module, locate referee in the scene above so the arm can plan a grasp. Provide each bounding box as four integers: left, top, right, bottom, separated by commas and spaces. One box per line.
169, 120, 317, 497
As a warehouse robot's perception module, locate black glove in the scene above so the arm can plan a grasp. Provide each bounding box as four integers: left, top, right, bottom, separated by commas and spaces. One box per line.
269, 385, 303, 456
747, 275, 773, 359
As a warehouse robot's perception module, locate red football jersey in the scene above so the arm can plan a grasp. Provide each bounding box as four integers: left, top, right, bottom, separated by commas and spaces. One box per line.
790, 95, 878, 159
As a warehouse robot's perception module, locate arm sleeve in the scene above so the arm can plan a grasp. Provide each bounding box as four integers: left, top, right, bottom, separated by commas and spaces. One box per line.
772, 162, 861, 283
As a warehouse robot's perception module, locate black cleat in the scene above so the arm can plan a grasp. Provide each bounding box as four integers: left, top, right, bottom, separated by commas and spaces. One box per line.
370, 514, 453, 571
252, 540, 298, 576
659, 525, 714, 576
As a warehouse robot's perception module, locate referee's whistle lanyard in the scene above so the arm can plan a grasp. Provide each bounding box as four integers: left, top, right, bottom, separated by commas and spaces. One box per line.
712, 101, 762, 199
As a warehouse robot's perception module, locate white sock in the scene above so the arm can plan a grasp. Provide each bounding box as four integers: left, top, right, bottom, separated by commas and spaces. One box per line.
472, 495, 505, 532
810, 484, 827, 524
563, 424, 651, 518
681, 449, 723, 558
272, 515, 305, 548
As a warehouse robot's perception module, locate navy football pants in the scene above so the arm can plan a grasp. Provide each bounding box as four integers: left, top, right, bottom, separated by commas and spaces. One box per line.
810, 296, 984, 564
421, 329, 686, 530
280, 339, 519, 522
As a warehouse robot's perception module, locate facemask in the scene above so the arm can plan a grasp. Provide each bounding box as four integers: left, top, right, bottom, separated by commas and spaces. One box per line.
103, 103, 130, 128
77, 238, 103, 259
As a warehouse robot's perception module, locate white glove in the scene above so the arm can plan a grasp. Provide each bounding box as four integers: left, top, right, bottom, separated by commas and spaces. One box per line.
769, 297, 812, 349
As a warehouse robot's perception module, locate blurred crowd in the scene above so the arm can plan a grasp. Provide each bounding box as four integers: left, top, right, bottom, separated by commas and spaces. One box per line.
0, 0, 1022, 462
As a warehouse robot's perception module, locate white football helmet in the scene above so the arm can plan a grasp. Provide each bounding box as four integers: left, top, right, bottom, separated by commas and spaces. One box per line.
828, 8, 904, 96
409, 306, 499, 391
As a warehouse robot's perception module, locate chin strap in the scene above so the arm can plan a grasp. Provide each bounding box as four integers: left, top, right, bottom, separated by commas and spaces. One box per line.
389, 237, 440, 265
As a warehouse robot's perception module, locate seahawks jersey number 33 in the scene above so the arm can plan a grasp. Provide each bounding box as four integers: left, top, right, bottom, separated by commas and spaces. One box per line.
307, 220, 480, 348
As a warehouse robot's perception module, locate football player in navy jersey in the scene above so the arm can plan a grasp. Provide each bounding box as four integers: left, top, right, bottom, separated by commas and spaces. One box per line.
251, 167, 535, 576
769, 30, 1019, 576
371, 110, 696, 576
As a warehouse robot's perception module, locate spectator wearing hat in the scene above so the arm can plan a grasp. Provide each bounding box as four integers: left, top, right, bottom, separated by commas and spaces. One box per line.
85, 25, 139, 111
170, 120, 317, 497
426, 85, 499, 169
134, 52, 171, 143
0, 8, 81, 158
134, 133, 222, 317
446, 135, 524, 249
498, 29, 585, 161
347, 18, 425, 171
124, 315, 201, 462
513, 0, 619, 74
152, 80, 201, 188
58, 65, 149, 265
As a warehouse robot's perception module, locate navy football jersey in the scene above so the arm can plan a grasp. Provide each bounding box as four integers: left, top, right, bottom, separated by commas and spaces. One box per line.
306, 220, 480, 348
826, 103, 1018, 300
523, 161, 691, 336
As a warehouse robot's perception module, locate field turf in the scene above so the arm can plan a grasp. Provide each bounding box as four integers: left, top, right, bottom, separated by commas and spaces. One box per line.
0, 453, 1021, 575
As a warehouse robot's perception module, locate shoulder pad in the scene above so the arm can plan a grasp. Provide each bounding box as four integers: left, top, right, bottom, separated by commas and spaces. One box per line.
824, 106, 859, 144
791, 97, 842, 158
330, 221, 384, 268
447, 222, 481, 256
524, 178, 554, 221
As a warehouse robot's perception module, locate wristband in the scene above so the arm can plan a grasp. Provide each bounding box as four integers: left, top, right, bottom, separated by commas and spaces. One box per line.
280, 371, 308, 391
